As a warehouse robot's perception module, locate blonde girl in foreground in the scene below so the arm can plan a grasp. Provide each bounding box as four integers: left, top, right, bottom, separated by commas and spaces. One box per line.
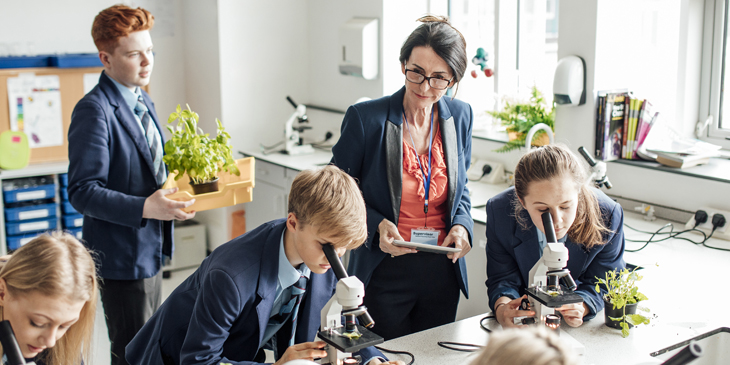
0, 231, 97, 364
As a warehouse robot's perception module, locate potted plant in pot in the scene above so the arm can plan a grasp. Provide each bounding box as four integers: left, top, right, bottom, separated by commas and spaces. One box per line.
488, 86, 555, 153
594, 267, 651, 338
163, 104, 240, 195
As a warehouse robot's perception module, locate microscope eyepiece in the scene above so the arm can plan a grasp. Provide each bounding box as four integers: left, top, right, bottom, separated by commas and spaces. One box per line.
541, 212, 558, 243
322, 244, 348, 280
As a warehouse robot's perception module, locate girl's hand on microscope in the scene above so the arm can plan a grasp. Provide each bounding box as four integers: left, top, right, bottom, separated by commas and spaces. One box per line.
378, 219, 417, 257
555, 302, 589, 327
495, 295, 535, 328
274, 341, 327, 365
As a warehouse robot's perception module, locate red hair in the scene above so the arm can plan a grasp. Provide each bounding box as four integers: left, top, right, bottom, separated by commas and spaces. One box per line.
92, 5, 154, 53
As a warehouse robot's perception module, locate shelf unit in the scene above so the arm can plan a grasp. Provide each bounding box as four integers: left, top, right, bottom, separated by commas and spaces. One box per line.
0, 161, 69, 255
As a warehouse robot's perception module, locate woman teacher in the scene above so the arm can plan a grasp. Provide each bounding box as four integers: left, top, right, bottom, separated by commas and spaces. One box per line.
332, 15, 473, 340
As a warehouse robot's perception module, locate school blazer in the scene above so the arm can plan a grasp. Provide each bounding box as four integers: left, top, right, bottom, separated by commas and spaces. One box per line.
332, 87, 474, 298
485, 187, 626, 319
125, 219, 383, 365
67, 71, 172, 280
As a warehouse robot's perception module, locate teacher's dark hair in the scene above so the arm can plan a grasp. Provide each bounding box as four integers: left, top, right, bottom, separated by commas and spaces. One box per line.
399, 15, 467, 96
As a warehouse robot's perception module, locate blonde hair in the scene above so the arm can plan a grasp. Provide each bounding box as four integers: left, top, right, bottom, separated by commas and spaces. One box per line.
0, 231, 98, 364
288, 165, 367, 249
472, 327, 578, 365
513, 144, 610, 250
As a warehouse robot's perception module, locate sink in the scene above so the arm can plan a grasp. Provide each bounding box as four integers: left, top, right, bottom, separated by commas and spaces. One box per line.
651, 327, 730, 364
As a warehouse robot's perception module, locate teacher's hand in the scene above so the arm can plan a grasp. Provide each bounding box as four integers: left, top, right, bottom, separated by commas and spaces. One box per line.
378, 219, 417, 257
442, 224, 470, 263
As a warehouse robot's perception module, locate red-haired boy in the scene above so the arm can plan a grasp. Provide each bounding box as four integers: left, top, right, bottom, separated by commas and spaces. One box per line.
67, 5, 195, 365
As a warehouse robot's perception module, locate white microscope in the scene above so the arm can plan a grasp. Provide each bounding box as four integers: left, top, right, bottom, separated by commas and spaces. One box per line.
520, 212, 584, 329
317, 245, 383, 365
577, 146, 612, 189
284, 96, 315, 155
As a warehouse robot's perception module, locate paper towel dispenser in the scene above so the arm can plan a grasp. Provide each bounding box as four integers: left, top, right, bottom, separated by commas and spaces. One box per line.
339, 18, 379, 80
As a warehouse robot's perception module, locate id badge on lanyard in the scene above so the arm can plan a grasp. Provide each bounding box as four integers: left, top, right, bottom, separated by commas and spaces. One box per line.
404, 108, 439, 246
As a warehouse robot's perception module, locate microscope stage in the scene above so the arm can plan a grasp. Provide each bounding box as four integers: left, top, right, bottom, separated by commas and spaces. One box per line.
525, 287, 584, 308
318, 325, 384, 353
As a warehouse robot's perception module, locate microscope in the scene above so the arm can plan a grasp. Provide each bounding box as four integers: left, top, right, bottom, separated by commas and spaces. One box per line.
520, 212, 584, 330
317, 245, 383, 365
0, 320, 34, 365
284, 96, 315, 155
577, 146, 612, 189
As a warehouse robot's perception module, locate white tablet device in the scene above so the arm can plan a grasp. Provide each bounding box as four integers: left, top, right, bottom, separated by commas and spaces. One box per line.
392, 240, 462, 254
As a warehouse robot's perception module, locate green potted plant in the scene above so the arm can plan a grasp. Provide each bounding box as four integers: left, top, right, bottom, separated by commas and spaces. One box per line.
163, 104, 240, 195
594, 268, 651, 337
488, 86, 555, 153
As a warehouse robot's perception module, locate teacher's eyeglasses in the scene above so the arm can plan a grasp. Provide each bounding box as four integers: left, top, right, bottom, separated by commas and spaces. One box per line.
405, 69, 453, 90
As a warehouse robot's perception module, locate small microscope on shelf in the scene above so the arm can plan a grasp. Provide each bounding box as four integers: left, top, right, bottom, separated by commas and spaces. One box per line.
578, 146, 612, 190
284, 96, 315, 155
519, 212, 584, 330
317, 245, 383, 365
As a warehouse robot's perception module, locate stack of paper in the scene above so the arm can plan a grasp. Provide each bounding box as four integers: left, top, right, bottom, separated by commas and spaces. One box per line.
637, 121, 721, 168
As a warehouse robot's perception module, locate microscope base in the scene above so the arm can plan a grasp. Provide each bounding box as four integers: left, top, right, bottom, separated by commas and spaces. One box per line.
318, 325, 384, 354
525, 287, 584, 308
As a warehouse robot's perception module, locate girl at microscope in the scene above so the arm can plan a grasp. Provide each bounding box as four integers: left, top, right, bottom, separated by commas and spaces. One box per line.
0, 231, 98, 364
485, 144, 626, 328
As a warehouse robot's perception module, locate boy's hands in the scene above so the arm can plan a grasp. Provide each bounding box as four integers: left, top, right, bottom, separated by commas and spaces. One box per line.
143, 187, 196, 221
274, 341, 327, 365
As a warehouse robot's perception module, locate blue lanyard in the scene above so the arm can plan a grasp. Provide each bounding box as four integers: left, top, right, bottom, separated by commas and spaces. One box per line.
403, 108, 435, 215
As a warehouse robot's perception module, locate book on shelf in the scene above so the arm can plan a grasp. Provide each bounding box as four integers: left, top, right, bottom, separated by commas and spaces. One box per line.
604, 93, 627, 161
595, 95, 606, 159
653, 151, 715, 169
621, 95, 631, 159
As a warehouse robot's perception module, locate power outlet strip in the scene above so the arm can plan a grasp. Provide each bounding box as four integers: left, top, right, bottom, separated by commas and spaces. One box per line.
685, 207, 730, 242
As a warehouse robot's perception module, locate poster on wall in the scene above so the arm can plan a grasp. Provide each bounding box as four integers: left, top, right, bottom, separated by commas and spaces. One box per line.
6, 74, 63, 148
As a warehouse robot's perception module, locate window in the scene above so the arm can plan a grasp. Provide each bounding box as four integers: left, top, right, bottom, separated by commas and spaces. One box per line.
449, 0, 559, 140
700, 0, 730, 148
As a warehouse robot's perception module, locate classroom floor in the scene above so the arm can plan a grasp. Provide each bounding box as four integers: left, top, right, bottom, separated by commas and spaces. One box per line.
91, 267, 198, 365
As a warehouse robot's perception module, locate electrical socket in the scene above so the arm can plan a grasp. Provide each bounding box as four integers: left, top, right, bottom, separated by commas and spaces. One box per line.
685, 207, 730, 242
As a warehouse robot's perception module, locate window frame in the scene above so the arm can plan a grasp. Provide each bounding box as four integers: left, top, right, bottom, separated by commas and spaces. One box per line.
700, 0, 730, 148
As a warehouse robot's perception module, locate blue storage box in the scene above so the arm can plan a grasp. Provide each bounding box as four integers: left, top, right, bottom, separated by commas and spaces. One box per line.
2, 184, 55, 203
61, 187, 68, 201
59, 174, 68, 187
4, 202, 57, 222
66, 227, 83, 240
62, 214, 83, 228
5, 217, 57, 235
6, 233, 41, 251
61, 201, 78, 214
49, 54, 102, 68
0, 55, 50, 69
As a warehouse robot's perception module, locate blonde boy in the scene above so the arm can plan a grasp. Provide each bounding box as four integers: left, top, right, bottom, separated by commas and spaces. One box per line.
127, 166, 401, 365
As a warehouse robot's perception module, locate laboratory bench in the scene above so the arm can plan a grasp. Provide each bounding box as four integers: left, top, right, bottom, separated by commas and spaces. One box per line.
241, 148, 730, 364
379, 212, 730, 365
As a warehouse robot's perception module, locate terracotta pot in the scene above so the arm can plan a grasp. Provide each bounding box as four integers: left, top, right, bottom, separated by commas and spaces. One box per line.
190, 177, 220, 195
507, 130, 553, 147
603, 297, 638, 329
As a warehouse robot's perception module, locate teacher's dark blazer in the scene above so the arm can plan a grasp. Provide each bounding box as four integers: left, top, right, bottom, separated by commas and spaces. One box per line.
125, 219, 383, 365
332, 87, 474, 298
68, 71, 172, 280
485, 187, 626, 319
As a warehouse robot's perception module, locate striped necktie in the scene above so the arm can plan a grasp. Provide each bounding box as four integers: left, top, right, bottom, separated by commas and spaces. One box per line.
134, 96, 166, 186
288, 274, 308, 346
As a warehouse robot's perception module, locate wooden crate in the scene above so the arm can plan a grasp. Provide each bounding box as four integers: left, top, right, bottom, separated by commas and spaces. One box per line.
162, 157, 255, 213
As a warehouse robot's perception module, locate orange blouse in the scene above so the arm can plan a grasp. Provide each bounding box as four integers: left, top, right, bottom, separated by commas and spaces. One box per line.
397, 124, 449, 246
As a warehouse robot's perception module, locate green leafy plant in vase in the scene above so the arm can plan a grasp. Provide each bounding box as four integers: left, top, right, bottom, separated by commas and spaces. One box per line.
594, 267, 650, 337
488, 86, 555, 153
163, 104, 240, 194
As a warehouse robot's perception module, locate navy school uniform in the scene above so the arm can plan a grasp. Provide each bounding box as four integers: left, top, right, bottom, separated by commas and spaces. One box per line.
125, 219, 384, 365
485, 187, 626, 318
